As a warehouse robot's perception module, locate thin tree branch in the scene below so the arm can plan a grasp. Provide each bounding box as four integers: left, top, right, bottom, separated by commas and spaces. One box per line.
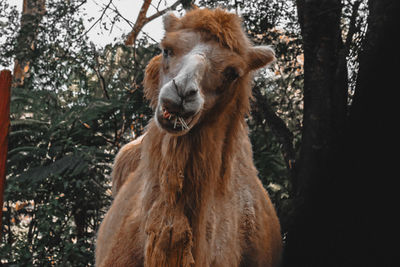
145, 0, 181, 23
83, 0, 113, 36
125, 0, 181, 46
93, 57, 109, 100
141, 31, 158, 43
251, 87, 296, 171
109, 3, 134, 27
72, 0, 88, 13
150, 0, 163, 12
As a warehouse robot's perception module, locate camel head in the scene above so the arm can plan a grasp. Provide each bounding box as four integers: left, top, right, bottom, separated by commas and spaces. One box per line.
144, 8, 275, 135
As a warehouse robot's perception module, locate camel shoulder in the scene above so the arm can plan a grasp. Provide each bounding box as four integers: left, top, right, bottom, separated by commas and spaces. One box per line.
111, 134, 145, 196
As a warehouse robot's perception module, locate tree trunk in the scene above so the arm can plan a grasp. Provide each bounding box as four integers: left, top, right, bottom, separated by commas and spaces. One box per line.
282, 0, 348, 266
341, 0, 399, 265
294, 0, 347, 201
13, 0, 46, 87
0, 70, 12, 238
283, 0, 399, 266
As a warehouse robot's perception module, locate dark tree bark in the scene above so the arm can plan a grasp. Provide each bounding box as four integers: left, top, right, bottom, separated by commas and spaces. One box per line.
283, 0, 399, 266
283, 0, 347, 265
294, 0, 347, 201
341, 0, 399, 265
74, 206, 87, 241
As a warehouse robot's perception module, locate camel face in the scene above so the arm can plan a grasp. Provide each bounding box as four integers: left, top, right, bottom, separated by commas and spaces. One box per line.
155, 31, 208, 135
154, 13, 249, 135
149, 11, 276, 136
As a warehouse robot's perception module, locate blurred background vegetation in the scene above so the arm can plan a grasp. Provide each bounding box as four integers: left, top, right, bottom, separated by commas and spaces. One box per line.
2, 0, 395, 266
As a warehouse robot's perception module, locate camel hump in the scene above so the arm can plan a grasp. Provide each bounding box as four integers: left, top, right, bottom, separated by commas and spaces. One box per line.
111, 133, 146, 196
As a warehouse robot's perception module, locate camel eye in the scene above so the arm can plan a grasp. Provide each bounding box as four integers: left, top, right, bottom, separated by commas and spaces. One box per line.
163, 48, 173, 58
222, 66, 239, 81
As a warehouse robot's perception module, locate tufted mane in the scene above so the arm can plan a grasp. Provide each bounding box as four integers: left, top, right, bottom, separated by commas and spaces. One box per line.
177, 8, 250, 55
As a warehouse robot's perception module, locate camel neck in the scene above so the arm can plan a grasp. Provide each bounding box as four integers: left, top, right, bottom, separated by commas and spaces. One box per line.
143, 112, 244, 205
140, 84, 251, 266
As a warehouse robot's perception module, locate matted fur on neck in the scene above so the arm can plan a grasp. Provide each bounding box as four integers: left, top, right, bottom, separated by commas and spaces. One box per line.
140, 77, 250, 266
144, 75, 251, 201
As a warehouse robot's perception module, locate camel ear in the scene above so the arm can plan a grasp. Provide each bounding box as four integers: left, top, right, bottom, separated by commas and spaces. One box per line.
163, 12, 181, 32
247, 46, 275, 71
144, 55, 162, 110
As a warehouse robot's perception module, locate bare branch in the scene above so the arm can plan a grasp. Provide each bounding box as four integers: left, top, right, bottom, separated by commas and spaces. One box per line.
125, 0, 181, 46
150, 0, 163, 12
83, 0, 113, 37
109, 3, 134, 27
145, 0, 181, 24
94, 56, 110, 100
124, 0, 152, 46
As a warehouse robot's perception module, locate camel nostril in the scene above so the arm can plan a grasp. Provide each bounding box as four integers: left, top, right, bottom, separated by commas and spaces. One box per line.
185, 89, 198, 98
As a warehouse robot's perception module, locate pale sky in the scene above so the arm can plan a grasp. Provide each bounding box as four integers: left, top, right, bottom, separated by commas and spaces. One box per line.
6, 0, 179, 46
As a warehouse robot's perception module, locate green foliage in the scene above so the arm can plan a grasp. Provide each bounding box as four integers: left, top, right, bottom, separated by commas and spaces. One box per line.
0, 0, 20, 69
2, 1, 303, 263
1, 1, 157, 265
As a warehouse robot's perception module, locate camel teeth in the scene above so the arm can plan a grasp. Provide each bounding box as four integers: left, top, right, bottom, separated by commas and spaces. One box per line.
178, 117, 182, 128
183, 118, 189, 129
182, 119, 188, 130
182, 118, 189, 130
179, 117, 189, 130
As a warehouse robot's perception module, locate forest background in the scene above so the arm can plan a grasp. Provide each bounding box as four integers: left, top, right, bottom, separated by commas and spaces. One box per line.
0, 0, 398, 266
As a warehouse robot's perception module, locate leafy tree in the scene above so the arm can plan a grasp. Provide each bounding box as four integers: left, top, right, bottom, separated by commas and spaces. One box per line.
1, 1, 156, 265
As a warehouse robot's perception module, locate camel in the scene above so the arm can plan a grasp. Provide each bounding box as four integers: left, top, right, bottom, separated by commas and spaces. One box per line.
95, 8, 282, 267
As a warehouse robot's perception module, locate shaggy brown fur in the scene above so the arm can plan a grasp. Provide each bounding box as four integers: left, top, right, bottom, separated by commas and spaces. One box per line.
96, 8, 282, 267
111, 134, 144, 196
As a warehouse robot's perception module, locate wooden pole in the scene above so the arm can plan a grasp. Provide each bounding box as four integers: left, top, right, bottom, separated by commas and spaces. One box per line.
0, 69, 12, 238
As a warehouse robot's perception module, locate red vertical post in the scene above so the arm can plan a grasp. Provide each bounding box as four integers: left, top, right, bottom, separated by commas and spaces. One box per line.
0, 70, 12, 238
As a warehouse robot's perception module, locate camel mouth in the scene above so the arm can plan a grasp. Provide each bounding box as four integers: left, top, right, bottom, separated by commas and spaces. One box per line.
155, 106, 197, 135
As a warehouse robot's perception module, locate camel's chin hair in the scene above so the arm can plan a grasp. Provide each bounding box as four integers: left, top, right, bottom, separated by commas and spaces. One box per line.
155, 118, 190, 136
154, 106, 201, 136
